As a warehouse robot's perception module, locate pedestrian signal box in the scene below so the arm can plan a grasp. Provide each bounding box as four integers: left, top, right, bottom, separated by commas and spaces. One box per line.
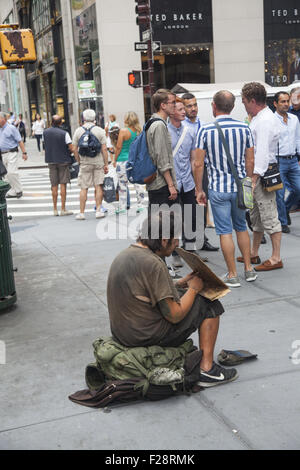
128, 71, 141, 88
0, 29, 36, 65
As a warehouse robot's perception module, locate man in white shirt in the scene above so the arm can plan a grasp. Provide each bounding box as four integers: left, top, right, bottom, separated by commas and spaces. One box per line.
274, 91, 300, 233
241, 82, 283, 272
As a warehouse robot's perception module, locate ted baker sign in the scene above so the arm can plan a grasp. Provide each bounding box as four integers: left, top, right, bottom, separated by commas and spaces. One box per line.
271, 8, 299, 17
147, 0, 213, 44
152, 13, 204, 23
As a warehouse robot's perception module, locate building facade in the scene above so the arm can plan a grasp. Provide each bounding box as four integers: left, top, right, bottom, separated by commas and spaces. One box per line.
1, 0, 299, 134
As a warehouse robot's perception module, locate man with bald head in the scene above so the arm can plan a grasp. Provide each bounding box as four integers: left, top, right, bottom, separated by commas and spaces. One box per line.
195, 90, 256, 288
43, 115, 74, 216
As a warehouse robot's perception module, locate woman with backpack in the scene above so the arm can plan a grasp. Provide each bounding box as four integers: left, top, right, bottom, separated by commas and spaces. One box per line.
113, 111, 145, 214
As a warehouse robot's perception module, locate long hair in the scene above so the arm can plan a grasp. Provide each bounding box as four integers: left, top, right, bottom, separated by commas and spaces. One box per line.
124, 111, 142, 135
137, 210, 181, 252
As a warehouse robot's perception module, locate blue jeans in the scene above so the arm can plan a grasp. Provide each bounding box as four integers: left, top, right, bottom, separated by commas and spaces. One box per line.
208, 189, 247, 235
276, 156, 300, 225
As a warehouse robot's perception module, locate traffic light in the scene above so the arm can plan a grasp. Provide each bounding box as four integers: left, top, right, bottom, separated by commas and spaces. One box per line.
0, 29, 36, 65
128, 71, 142, 88
135, 0, 151, 26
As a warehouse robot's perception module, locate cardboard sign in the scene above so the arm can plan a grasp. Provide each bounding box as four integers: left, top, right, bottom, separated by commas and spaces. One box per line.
175, 247, 230, 301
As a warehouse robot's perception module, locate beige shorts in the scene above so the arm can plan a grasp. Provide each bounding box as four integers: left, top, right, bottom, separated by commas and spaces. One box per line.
78, 163, 105, 189
250, 178, 281, 235
49, 163, 70, 186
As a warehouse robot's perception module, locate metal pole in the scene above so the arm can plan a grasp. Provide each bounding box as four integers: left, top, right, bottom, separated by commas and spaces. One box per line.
147, 0, 155, 113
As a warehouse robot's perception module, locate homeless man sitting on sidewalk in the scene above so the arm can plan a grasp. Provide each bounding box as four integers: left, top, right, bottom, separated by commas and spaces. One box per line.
107, 210, 238, 388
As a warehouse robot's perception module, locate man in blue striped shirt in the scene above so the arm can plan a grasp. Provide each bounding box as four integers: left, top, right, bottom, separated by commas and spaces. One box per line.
195, 91, 256, 288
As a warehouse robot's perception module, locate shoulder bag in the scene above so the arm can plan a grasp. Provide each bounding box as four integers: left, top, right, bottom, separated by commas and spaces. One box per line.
172, 126, 188, 157
261, 145, 283, 192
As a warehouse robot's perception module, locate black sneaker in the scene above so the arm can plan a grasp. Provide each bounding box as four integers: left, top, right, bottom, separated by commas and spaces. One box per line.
198, 362, 238, 388
172, 254, 184, 268
281, 225, 290, 234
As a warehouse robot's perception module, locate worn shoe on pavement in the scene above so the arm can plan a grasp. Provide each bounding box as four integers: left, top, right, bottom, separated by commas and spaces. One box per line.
281, 225, 290, 233
245, 270, 257, 282
201, 240, 219, 251
222, 273, 241, 288
198, 362, 238, 388
53, 210, 59, 217
75, 213, 85, 220
60, 209, 73, 216
254, 259, 283, 271
261, 235, 267, 244
237, 255, 261, 264
172, 254, 184, 268
96, 211, 105, 219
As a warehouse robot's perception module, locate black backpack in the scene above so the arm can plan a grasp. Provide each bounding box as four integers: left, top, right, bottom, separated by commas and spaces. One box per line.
78, 125, 101, 158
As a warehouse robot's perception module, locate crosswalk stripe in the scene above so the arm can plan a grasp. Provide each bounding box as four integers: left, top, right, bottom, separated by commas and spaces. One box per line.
7, 168, 148, 218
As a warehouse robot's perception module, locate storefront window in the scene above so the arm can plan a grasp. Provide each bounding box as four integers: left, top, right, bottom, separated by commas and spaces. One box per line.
140, 0, 213, 118
70, 0, 103, 125
32, 0, 51, 36
264, 0, 300, 86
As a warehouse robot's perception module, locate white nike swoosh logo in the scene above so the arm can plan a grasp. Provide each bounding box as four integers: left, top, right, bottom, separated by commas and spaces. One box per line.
201, 372, 225, 380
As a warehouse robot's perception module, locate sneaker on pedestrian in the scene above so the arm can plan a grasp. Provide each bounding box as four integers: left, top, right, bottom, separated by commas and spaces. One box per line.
172, 254, 184, 268
96, 211, 105, 219
168, 265, 183, 280
281, 225, 290, 234
198, 362, 238, 388
60, 209, 73, 216
245, 270, 257, 282
101, 205, 108, 213
75, 213, 85, 220
115, 208, 126, 215
16, 192, 23, 199
222, 273, 241, 288
53, 210, 59, 217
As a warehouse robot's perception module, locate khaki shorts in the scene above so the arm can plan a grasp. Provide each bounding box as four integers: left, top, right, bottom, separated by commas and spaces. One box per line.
250, 178, 281, 235
49, 164, 70, 186
78, 163, 105, 189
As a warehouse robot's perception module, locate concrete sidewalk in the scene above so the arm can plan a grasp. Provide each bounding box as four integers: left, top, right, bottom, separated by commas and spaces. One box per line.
0, 208, 300, 450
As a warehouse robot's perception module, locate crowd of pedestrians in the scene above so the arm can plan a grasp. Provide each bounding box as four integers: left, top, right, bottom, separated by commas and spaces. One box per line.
1, 82, 300, 288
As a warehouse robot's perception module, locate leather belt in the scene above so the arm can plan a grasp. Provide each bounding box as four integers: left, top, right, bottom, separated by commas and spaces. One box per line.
1, 147, 18, 154
277, 155, 296, 160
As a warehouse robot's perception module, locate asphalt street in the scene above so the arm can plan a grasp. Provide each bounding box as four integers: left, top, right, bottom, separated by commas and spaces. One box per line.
0, 141, 300, 450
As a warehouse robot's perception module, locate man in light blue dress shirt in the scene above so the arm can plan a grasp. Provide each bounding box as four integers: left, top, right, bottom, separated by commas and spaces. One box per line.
274, 91, 300, 232
0, 112, 28, 198
181, 93, 219, 253
168, 100, 205, 266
